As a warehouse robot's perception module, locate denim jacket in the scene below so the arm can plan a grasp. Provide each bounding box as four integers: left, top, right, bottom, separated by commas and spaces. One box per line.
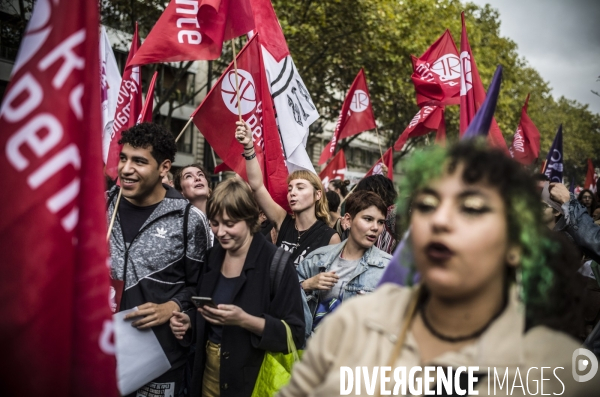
555, 193, 600, 263
296, 240, 392, 325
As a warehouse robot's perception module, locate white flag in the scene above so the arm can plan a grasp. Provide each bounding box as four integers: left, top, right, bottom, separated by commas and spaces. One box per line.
100, 26, 122, 163
262, 47, 319, 173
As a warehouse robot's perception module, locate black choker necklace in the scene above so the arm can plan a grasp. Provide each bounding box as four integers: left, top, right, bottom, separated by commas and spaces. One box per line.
419, 298, 507, 343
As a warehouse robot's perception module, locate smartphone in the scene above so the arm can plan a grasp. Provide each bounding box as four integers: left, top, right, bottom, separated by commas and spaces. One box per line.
191, 296, 217, 309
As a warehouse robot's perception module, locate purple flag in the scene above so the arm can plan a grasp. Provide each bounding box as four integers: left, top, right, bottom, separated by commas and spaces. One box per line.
462, 65, 503, 140
544, 125, 564, 183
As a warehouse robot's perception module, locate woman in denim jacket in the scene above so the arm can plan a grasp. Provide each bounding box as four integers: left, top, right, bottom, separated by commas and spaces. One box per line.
297, 191, 392, 332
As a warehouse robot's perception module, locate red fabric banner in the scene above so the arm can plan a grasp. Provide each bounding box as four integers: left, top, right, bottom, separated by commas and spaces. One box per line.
130, 0, 254, 65
365, 148, 394, 180
394, 106, 445, 151
459, 12, 508, 153
193, 35, 289, 209
249, 0, 290, 62
411, 30, 461, 107
138, 71, 158, 124
509, 94, 541, 165
0, 0, 117, 395
318, 69, 377, 165
105, 24, 142, 180
585, 159, 596, 192
319, 149, 347, 186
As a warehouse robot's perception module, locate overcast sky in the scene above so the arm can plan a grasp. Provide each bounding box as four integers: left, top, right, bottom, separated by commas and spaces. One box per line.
468, 0, 600, 115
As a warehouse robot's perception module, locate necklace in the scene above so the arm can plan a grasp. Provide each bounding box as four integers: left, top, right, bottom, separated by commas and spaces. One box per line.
294, 220, 316, 245
419, 297, 507, 343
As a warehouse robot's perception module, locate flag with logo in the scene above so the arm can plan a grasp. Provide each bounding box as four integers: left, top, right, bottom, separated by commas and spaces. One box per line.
0, 0, 117, 395
130, 0, 255, 65
394, 106, 445, 151
509, 94, 540, 165
459, 12, 507, 153
100, 26, 122, 163
138, 71, 158, 124
585, 158, 596, 192
250, 0, 319, 173
192, 34, 289, 208
365, 148, 394, 180
319, 149, 347, 186
543, 125, 563, 183
318, 69, 377, 165
105, 23, 142, 180
411, 29, 461, 107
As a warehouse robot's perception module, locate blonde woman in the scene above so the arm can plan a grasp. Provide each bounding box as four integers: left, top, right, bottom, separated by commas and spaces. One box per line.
235, 121, 340, 265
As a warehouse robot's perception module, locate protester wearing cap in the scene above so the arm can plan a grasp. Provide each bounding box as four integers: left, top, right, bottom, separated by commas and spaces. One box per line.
107, 123, 211, 395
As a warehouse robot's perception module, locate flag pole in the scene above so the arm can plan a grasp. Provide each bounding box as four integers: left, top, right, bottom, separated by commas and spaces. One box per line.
374, 126, 384, 159
339, 183, 359, 206
175, 117, 194, 143
106, 186, 122, 242
231, 39, 243, 123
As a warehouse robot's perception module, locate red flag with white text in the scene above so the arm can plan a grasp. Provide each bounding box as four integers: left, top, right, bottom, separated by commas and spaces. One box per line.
0, 0, 117, 395
585, 159, 596, 192
138, 71, 158, 124
130, 0, 254, 65
193, 35, 288, 208
394, 106, 445, 151
105, 24, 142, 180
509, 94, 540, 165
459, 12, 508, 153
365, 148, 394, 180
318, 69, 377, 165
319, 149, 347, 186
411, 30, 461, 107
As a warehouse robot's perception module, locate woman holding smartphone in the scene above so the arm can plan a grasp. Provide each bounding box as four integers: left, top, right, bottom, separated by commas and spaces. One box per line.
170, 179, 305, 397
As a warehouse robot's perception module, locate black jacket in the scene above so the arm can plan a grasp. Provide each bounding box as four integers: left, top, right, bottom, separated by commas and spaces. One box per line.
107, 185, 211, 370
187, 232, 305, 397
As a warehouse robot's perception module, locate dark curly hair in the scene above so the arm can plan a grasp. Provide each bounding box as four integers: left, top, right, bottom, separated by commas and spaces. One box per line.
355, 174, 397, 207
398, 139, 584, 337
119, 122, 177, 165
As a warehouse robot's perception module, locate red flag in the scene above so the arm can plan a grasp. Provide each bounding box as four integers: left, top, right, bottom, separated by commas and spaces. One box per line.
105, 24, 142, 180
130, 0, 254, 65
249, 0, 290, 62
365, 148, 394, 180
509, 94, 541, 165
318, 69, 377, 164
319, 149, 347, 186
459, 12, 508, 153
411, 30, 461, 107
138, 71, 158, 124
394, 106, 445, 151
193, 35, 289, 208
0, 0, 116, 395
585, 159, 596, 192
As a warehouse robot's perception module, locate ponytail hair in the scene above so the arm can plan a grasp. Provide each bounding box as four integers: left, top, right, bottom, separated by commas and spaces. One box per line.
287, 170, 330, 225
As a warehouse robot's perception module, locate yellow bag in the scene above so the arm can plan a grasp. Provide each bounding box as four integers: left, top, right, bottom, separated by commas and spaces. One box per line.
251, 320, 302, 397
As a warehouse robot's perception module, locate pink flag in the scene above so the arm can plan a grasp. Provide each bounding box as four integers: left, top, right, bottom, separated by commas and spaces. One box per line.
0, 0, 117, 395
459, 12, 508, 153
138, 71, 158, 124
319, 149, 347, 186
411, 30, 461, 107
105, 24, 142, 180
193, 35, 289, 209
318, 69, 377, 165
365, 148, 394, 180
394, 106, 445, 151
130, 0, 254, 65
509, 94, 540, 165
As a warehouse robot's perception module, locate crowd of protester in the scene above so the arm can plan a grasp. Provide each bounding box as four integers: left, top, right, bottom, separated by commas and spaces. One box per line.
108, 122, 600, 396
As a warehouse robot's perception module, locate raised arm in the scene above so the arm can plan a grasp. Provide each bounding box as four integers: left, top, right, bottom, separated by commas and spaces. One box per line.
235, 121, 288, 228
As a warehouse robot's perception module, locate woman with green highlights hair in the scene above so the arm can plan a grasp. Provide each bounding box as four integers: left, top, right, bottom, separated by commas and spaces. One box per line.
279, 140, 595, 397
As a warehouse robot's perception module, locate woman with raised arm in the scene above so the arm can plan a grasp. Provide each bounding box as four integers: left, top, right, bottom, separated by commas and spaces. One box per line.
279, 140, 597, 396
235, 121, 340, 265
